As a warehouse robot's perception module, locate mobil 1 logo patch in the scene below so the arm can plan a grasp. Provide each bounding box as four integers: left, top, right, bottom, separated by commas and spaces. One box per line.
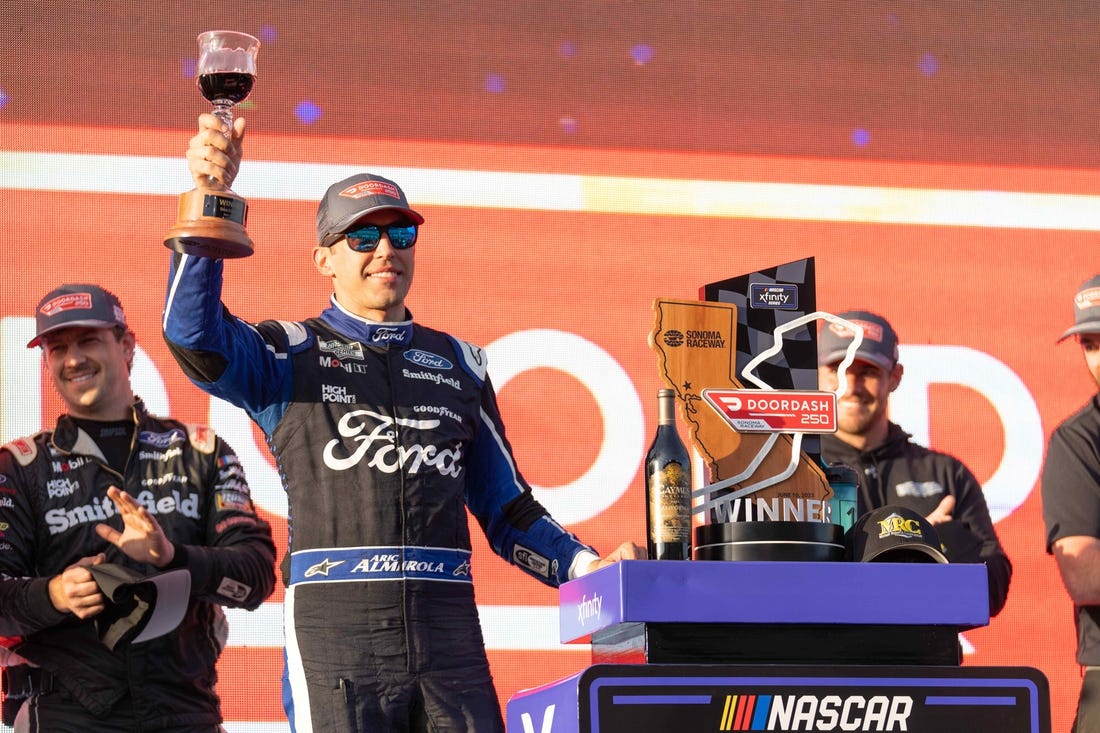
750, 282, 799, 310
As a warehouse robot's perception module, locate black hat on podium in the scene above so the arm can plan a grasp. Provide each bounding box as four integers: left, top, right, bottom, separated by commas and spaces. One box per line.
846, 505, 948, 564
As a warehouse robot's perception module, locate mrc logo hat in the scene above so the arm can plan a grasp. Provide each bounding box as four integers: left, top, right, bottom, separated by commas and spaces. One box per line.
845, 505, 949, 564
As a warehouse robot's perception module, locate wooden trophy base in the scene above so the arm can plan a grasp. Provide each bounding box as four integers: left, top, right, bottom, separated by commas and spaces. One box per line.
164, 187, 253, 259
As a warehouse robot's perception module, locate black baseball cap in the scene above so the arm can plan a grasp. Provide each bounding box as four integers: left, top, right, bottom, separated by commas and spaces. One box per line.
818, 310, 900, 371
316, 173, 425, 248
88, 564, 191, 650
1058, 274, 1100, 343
28, 284, 128, 348
846, 505, 949, 564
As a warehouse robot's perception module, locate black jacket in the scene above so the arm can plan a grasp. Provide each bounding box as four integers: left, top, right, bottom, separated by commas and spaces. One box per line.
0, 400, 276, 727
822, 422, 1012, 616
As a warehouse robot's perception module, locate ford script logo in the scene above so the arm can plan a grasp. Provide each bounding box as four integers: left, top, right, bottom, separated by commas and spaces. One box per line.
404, 349, 453, 370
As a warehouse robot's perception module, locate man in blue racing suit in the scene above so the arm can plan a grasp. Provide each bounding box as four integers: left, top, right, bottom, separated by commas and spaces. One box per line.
163, 113, 642, 732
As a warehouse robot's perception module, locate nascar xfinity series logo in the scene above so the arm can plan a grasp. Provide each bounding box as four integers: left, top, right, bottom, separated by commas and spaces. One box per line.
749, 283, 799, 310
318, 338, 365, 361
719, 694, 912, 731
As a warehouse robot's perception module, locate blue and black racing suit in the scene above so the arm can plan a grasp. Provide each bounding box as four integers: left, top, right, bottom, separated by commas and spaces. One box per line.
163, 254, 597, 732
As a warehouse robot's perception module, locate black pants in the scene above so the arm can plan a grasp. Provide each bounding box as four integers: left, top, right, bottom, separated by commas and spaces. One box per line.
1074, 668, 1100, 733
12, 692, 225, 733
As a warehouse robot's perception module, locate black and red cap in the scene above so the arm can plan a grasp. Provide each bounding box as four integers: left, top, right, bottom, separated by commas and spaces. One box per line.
28, 284, 128, 348
818, 310, 900, 371
1058, 274, 1100, 343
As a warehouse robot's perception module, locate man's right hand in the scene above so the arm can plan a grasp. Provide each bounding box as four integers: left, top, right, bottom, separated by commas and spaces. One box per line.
186, 113, 246, 190
925, 494, 956, 526
48, 554, 106, 618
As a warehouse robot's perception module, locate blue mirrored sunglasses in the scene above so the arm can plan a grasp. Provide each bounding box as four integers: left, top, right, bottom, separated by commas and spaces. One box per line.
341, 223, 418, 252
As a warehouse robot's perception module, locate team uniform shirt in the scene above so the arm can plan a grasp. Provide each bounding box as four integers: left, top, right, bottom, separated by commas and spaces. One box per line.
0, 400, 276, 730
163, 254, 596, 732
1042, 395, 1100, 665
821, 422, 1012, 616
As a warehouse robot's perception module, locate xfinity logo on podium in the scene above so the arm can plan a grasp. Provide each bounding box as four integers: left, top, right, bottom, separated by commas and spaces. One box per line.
521, 705, 556, 733
702, 389, 837, 434
576, 593, 603, 625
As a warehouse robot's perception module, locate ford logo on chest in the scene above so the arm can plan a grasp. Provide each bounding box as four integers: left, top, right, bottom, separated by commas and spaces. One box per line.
403, 349, 453, 370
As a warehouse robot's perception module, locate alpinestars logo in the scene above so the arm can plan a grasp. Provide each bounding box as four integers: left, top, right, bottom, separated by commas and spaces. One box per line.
718, 694, 913, 731
322, 410, 462, 477
304, 558, 345, 578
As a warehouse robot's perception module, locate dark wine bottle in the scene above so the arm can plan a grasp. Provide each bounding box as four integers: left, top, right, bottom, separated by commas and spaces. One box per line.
645, 388, 692, 560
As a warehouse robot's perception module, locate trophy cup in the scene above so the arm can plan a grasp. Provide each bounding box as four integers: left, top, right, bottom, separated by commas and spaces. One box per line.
650, 258, 858, 562
164, 30, 260, 259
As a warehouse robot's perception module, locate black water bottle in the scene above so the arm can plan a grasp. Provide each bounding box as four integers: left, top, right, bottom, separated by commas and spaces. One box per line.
645, 389, 692, 560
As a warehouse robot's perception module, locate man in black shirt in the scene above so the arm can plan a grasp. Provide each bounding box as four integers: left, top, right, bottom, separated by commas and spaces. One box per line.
817, 310, 1011, 616
0, 283, 276, 731
1041, 275, 1100, 733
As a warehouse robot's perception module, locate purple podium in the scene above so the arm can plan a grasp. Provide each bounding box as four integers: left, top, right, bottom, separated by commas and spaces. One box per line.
506, 561, 1049, 732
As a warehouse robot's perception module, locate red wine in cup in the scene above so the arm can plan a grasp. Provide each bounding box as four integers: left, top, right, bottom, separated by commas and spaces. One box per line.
198, 72, 255, 105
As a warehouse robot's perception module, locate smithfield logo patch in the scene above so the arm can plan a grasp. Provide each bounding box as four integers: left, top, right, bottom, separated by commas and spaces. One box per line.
403, 350, 453, 370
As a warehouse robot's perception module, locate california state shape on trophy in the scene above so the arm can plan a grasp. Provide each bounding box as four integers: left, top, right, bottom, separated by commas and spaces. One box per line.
164, 30, 259, 259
